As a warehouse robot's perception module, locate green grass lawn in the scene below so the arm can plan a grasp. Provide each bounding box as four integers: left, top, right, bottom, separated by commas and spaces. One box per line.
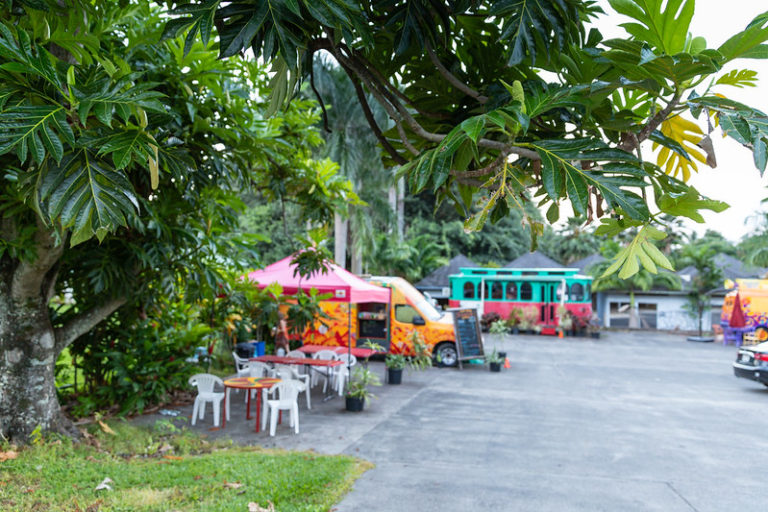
0, 421, 371, 511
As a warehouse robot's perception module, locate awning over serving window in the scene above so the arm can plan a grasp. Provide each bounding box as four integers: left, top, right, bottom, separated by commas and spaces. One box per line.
245, 254, 390, 304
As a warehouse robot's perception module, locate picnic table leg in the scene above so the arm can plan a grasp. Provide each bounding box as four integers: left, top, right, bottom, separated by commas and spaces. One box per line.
222, 388, 227, 429
246, 388, 252, 420
255, 389, 261, 433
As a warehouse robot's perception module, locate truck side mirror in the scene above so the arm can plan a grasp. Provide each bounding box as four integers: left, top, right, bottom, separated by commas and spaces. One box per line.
412, 316, 426, 326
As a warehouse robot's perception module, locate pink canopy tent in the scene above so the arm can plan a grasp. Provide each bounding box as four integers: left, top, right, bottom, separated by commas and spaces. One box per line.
245, 255, 390, 303
245, 255, 390, 358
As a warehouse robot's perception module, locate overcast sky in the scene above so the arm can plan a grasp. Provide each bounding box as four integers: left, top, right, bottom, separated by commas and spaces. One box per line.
591, 0, 768, 242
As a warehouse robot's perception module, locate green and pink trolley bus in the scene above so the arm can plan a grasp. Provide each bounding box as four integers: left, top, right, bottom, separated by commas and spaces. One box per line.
448, 267, 593, 333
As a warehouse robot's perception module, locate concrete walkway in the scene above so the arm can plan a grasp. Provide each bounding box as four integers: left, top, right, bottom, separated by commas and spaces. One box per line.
136, 332, 768, 511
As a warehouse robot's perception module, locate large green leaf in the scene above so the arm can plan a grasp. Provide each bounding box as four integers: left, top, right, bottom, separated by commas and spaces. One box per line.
718, 11, 768, 61
39, 150, 139, 245
608, 0, 694, 55
689, 96, 768, 173
0, 105, 75, 164
0, 23, 61, 91
530, 139, 649, 219
490, 0, 582, 66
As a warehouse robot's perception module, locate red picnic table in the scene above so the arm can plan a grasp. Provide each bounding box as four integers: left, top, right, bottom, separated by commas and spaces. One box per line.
252, 355, 345, 401
297, 344, 379, 359
222, 376, 280, 432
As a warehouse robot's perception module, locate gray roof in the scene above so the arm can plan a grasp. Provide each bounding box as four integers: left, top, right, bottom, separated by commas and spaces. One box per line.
677, 253, 766, 285
415, 254, 477, 288
569, 253, 605, 273
505, 251, 561, 269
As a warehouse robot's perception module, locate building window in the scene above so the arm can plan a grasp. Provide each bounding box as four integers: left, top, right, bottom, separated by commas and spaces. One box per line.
520, 282, 532, 300
463, 282, 475, 299
491, 282, 504, 300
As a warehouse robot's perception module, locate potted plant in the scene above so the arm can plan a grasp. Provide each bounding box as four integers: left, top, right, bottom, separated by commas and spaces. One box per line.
487, 349, 503, 372
507, 307, 523, 334
522, 306, 539, 334
488, 319, 508, 359
572, 314, 589, 337
385, 353, 407, 384
345, 366, 381, 411
408, 331, 432, 372
480, 311, 501, 332
587, 314, 601, 339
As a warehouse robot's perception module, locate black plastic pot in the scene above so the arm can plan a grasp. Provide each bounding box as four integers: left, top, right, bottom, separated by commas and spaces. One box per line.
498, 351, 507, 359
511, 327, 520, 335
346, 396, 364, 412
489, 362, 502, 372
387, 367, 403, 385
590, 332, 600, 339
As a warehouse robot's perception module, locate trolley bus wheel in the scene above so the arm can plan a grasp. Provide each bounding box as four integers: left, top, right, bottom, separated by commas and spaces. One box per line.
434, 342, 458, 368
755, 327, 768, 342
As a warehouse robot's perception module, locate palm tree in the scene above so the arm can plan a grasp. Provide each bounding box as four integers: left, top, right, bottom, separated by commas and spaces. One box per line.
590, 243, 681, 329
308, 59, 395, 271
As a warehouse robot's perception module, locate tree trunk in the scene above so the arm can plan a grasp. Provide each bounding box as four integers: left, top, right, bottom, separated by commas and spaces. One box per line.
0, 222, 126, 442
0, 223, 68, 441
396, 176, 405, 242
628, 290, 640, 329
334, 212, 348, 268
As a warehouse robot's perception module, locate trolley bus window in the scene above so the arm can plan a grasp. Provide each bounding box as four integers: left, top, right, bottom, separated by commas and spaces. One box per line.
556, 283, 565, 301
491, 282, 504, 300
571, 283, 584, 302
484, 282, 491, 299
506, 282, 517, 300
463, 282, 475, 299
520, 282, 532, 300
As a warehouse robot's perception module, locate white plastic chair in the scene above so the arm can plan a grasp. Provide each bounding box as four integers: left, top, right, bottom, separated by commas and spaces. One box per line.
337, 353, 357, 367
189, 374, 225, 427
274, 364, 311, 410
232, 351, 250, 377
265, 380, 302, 436
286, 349, 307, 376
311, 350, 339, 392
333, 364, 349, 396
245, 361, 274, 402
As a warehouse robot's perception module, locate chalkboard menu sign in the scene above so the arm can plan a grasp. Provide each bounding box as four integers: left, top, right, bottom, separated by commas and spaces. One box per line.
450, 308, 484, 369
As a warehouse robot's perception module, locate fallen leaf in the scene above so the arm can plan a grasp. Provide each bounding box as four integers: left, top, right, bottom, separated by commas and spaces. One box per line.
98, 421, 116, 436
248, 501, 275, 512
193, 475, 203, 481
208, 427, 221, 431
0, 451, 18, 462
86, 456, 98, 463
85, 499, 103, 512
162, 455, 183, 461
158, 443, 173, 453
94, 478, 113, 491
223, 481, 243, 490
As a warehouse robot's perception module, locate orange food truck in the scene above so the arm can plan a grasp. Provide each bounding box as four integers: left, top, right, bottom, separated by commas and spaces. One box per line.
246, 257, 460, 366
721, 279, 768, 342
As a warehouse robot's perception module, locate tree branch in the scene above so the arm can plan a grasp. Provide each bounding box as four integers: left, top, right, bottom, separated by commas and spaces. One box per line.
11, 220, 64, 302
309, 55, 331, 133
450, 150, 511, 178
621, 91, 682, 152
424, 40, 488, 104
54, 296, 127, 352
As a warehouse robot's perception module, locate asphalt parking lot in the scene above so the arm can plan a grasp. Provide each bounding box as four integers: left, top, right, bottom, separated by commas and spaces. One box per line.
141, 331, 768, 511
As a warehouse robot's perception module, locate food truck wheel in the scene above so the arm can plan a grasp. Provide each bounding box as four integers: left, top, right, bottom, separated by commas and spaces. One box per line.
434, 342, 458, 367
